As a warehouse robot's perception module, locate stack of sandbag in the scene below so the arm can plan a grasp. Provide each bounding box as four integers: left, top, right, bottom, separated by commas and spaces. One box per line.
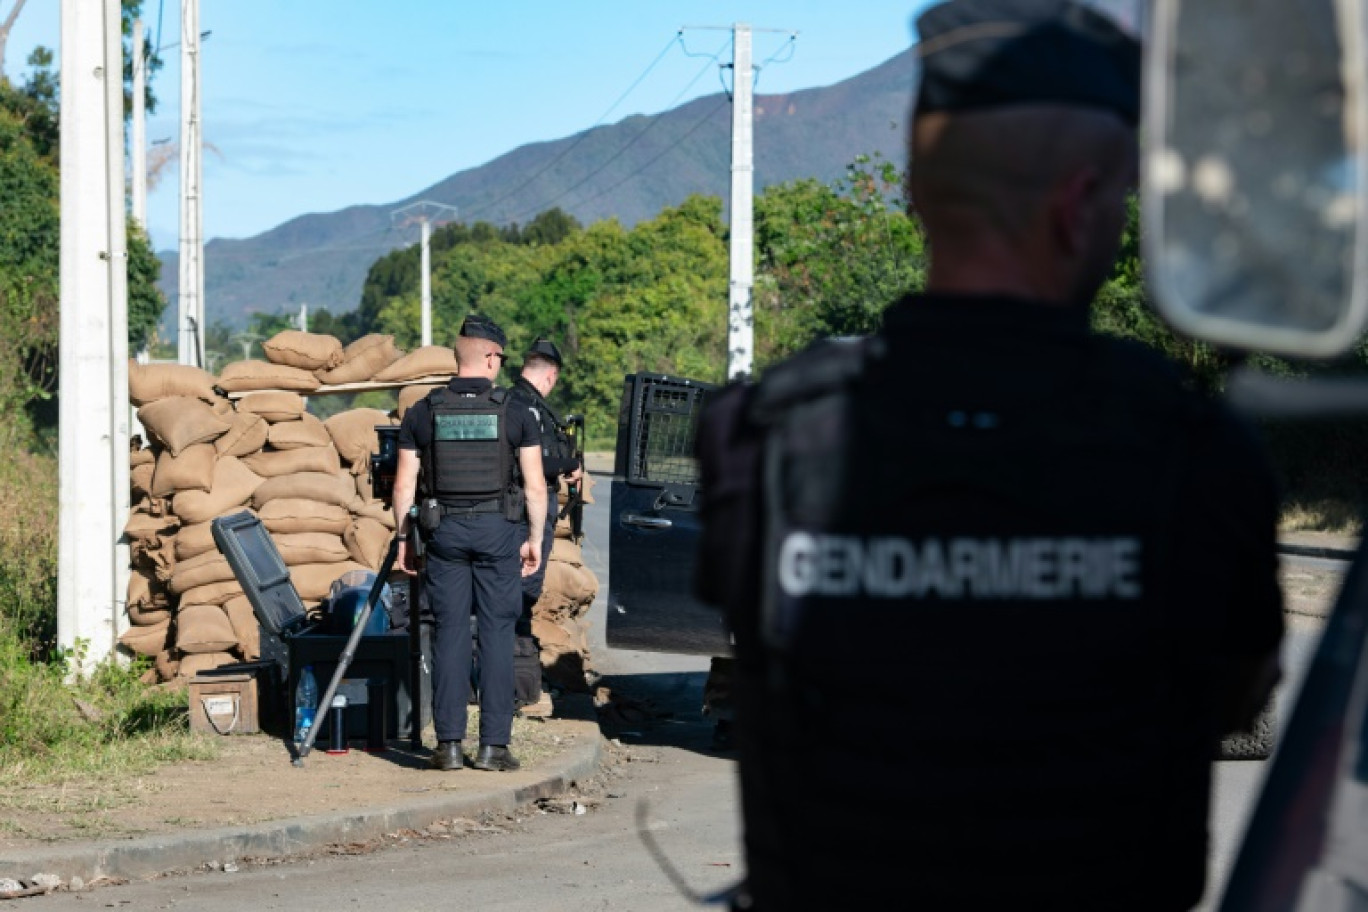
529, 474, 600, 693
121, 360, 263, 685
120, 333, 451, 690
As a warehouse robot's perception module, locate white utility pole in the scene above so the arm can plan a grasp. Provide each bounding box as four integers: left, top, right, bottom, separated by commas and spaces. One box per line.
420, 218, 431, 346
59, 0, 130, 670
727, 23, 754, 380
131, 18, 146, 226
391, 201, 458, 347
298, 302, 308, 333
177, 0, 205, 367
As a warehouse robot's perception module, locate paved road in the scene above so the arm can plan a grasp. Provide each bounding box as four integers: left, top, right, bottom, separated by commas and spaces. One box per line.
23, 485, 1345, 909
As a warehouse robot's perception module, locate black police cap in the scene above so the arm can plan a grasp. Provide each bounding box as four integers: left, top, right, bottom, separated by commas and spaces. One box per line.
525, 337, 563, 368
914, 0, 1141, 126
459, 314, 507, 348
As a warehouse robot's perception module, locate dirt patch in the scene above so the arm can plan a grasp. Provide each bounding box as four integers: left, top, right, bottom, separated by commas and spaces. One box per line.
0, 710, 585, 851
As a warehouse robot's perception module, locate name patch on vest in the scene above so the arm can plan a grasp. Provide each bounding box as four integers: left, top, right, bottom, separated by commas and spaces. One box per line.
435, 414, 499, 441
777, 533, 1142, 600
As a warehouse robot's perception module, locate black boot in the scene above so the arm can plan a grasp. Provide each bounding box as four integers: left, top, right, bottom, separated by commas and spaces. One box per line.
472, 744, 520, 771
430, 740, 463, 770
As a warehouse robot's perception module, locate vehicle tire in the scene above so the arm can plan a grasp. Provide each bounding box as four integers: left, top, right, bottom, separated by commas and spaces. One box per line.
1216, 700, 1277, 761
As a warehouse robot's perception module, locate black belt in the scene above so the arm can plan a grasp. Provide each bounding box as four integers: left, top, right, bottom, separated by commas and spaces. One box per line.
439, 499, 502, 516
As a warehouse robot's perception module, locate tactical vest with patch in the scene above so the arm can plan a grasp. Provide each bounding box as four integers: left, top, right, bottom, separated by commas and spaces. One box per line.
424, 385, 517, 509
730, 324, 1210, 910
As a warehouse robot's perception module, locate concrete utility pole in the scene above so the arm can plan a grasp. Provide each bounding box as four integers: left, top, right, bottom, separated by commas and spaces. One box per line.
131, 18, 146, 227
727, 24, 754, 380
177, 0, 205, 367
298, 302, 308, 333
684, 23, 793, 379
58, 0, 130, 669
391, 201, 459, 347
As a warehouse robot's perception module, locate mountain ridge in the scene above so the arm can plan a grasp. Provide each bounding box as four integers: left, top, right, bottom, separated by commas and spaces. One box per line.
157, 46, 919, 330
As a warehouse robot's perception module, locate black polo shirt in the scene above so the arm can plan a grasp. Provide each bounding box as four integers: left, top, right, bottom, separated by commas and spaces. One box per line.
398, 377, 541, 470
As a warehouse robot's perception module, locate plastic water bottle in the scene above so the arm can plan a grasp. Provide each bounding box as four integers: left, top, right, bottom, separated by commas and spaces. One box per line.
294, 665, 318, 743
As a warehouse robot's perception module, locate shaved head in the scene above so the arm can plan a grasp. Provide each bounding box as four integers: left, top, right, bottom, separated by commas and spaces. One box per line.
908, 104, 1137, 303
455, 335, 504, 380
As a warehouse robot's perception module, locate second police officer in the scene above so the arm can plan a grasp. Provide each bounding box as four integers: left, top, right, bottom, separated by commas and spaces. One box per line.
392, 314, 546, 772
510, 338, 583, 619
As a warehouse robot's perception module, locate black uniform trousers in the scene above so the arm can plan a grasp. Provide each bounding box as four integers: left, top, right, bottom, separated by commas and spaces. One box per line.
424, 512, 521, 746
519, 490, 558, 611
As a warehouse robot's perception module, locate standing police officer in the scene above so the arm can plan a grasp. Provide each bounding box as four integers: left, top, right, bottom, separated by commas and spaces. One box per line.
509, 338, 583, 616
392, 314, 546, 772
694, 2, 1285, 909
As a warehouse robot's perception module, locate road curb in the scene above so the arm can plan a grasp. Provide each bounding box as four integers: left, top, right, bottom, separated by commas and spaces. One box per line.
0, 694, 603, 885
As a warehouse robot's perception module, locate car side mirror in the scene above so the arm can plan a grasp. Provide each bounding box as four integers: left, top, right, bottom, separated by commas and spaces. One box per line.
1142, 0, 1368, 357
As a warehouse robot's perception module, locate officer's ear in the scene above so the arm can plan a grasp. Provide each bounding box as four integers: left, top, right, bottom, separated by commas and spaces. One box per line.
1050, 165, 1103, 258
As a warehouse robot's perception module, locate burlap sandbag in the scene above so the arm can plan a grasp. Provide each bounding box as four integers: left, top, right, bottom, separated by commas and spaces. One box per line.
267, 412, 331, 449
252, 471, 354, 510
128, 603, 172, 626
128, 361, 218, 406
130, 462, 154, 498
171, 455, 265, 525
396, 383, 442, 421
217, 360, 321, 393
150, 443, 216, 497
126, 572, 172, 625
276, 532, 349, 565
132, 537, 177, 584
354, 466, 376, 502
174, 518, 230, 561
544, 560, 598, 604
242, 446, 341, 478
344, 517, 392, 570
354, 498, 396, 530
550, 538, 583, 567
214, 411, 269, 458
118, 619, 170, 658
237, 391, 307, 423
554, 515, 573, 540
259, 498, 351, 535
175, 603, 239, 654
372, 345, 458, 382
290, 560, 370, 601
323, 408, 394, 466
130, 444, 154, 468
223, 596, 260, 661
178, 652, 237, 678
138, 396, 232, 457
178, 578, 244, 607
170, 548, 236, 594
316, 334, 402, 384
124, 508, 179, 544
531, 618, 592, 693
154, 649, 180, 683
261, 330, 343, 371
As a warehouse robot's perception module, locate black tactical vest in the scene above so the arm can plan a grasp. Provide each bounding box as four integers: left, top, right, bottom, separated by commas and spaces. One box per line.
730, 317, 1211, 910
424, 385, 515, 509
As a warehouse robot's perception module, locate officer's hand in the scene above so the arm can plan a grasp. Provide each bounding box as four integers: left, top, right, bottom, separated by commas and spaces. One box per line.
564, 465, 583, 485
396, 539, 417, 576
520, 540, 541, 577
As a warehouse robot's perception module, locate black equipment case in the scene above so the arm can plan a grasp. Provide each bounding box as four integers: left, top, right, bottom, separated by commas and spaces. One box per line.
210, 511, 426, 740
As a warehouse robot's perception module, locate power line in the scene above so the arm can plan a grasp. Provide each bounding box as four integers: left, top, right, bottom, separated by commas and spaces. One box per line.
506, 41, 729, 223
461, 33, 680, 221
557, 98, 730, 214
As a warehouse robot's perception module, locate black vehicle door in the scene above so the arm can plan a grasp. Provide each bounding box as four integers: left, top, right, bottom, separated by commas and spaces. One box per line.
607, 373, 730, 656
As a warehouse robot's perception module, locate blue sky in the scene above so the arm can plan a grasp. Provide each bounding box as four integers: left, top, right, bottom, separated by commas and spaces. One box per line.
9, 2, 942, 250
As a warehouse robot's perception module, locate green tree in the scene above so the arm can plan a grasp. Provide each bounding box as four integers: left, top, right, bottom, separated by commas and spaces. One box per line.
754, 153, 926, 365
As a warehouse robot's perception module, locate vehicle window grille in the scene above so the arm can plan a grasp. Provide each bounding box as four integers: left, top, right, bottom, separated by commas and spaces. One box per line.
629, 377, 711, 485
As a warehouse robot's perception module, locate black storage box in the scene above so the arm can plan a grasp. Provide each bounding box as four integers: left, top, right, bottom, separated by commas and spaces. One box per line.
288, 630, 427, 741
210, 511, 430, 740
